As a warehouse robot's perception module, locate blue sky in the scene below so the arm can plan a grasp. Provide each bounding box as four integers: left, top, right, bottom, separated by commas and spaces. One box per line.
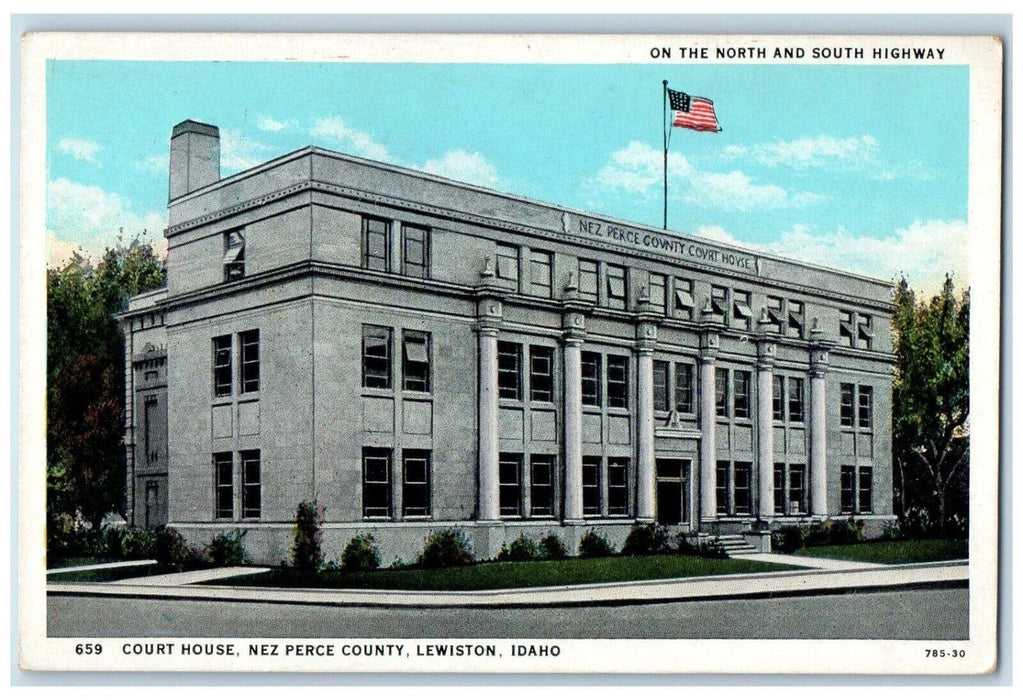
46, 60, 969, 293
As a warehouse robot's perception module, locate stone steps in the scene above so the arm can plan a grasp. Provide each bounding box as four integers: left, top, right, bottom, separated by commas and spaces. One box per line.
710, 534, 760, 556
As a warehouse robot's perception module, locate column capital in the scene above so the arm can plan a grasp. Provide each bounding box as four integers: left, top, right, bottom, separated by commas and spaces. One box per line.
809, 339, 833, 376
757, 338, 778, 370
699, 329, 720, 363
562, 304, 589, 345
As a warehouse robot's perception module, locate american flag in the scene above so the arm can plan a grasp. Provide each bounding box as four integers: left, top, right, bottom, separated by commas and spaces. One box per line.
668, 88, 722, 132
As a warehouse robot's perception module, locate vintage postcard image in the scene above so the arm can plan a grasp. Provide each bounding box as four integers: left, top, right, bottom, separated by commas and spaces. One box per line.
19, 32, 1002, 674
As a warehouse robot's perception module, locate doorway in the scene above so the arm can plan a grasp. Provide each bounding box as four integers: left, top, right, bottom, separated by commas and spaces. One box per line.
656, 458, 690, 525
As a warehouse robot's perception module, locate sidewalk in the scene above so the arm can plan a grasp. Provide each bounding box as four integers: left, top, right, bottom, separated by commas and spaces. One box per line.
47, 556, 968, 608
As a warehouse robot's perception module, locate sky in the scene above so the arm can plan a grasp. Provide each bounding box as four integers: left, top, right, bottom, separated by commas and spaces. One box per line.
45, 60, 969, 295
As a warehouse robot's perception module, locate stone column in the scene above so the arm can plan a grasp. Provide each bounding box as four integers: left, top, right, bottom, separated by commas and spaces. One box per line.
562, 336, 584, 521
699, 330, 720, 521
809, 337, 831, 517
635, 301, 659, 522
756, 340, 777, 519
476, 273, 504, 521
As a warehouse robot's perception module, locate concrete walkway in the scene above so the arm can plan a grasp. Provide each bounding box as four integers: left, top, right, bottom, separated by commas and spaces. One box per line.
731, 552, 888, 570
115, 566, 271, 586
47, 559, 158, 574
48, 558, 968, 608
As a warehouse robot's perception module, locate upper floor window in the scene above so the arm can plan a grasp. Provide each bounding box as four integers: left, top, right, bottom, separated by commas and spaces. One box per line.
788, 300, 805, 338
766, 296, 784, 333
529, 346, 554, 402
212, 335, 232, 398
653, 360, 695, 414
772, 375, 785, 420
648, 273, 667, 313
239, 329, 260, 394
402, 330, 431, 392
715, 367, 730, 417
653, 360, 670, 411
673, 277, 695, 319
607, 265, 627, 310
496, 244, 519, 283
675, 363, 695, 414
581, 352, 601, 407
788, 377, 805, 423
402, 225, 430, 278
578, 259, 598, 302
223, 230, 245, 281
858, 385, 874, 429
709, 285, 728, 323
497, 341, 522, 400
841, 382, 874, 429
362, 217, 390, 272
732, 290, 753, 331
362, 325, 392, 389
733, 370, 751, 419
530, 250, 553, 298
857, 313, 874, 349
841, 383, 855, 426
607, 355, 629, 409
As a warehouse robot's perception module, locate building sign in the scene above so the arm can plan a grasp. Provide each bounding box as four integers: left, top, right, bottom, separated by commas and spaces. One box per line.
562, 213, 762, 275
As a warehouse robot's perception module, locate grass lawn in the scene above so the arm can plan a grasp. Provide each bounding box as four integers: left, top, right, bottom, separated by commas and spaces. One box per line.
798, 539, 968, 565
213, 554, 800, 591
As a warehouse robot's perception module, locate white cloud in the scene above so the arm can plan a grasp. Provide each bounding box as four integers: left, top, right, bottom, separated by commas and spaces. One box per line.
134, 154, 169, 175
421, 150, 499, 187
694, 219, 967, 295
257, 115, 287, 132
220, 129, 276, 173
729, 135, 879, 169
590, 141, 820, 211
310, 116, 392, 162
58, 137, 102, 164
46, 178, 167, 267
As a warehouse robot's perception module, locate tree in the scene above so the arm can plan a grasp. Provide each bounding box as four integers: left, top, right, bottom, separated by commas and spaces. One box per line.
892, 275, 970, 535
47, 236, 166, 530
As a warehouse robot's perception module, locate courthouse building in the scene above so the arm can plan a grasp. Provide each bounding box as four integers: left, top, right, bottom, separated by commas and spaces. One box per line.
120, 120, 895, 563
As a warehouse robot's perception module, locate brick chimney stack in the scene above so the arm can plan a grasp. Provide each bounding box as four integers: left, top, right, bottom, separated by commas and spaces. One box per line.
168, 120, 220, 201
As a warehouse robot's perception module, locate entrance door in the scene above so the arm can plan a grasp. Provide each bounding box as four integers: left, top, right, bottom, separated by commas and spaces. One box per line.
656, 459, 689, 525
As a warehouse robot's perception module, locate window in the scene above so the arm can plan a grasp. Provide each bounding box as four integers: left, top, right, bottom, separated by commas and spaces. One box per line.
715, 367, 729, 417
673, 277, 694, 319
362, 448, 392, 518
582, 457, 601, 516
530, 250, 553, 298
858, 386, 874, 429
402, 225, 430, 278
402, 450, 431, 517
214, 452, 233, 519
772, 375, 785, 421
766, 296, 784, 333
530, 455, 555, 517
789, 464, 806, 514
773, 463, 786, 515
578, 259, 598, 302
839, 310, 855, 346
362, 326, 392, 389
788, 300, 804, 338
733, 370, 751, 419
212, 335, 232, 397
733, 462, 752, 514
840, 383, 855, 427
497, 342, 522, 400
858, 466, 874, 513
841, 466, 856, 513
529, 346, 554, 402
496, 244, 519, 283
581, 352, 601, 406
648, 273, 666, 313
362, 217, 390, 272
715, 461, 729, 515
239, 329, 259, 393
223, 230, 245, 281
607, 458, 629, 515
709, 285, 728, 323
240, 450, 261, 519
402, 330, 431, 392
499, 453, 522, 516
653, 360, 670, 412
857, 313, 873, 349
732, 289, 753, 330
788, 377, 805, 423
674, 363, 694, 414
607, 355, 629, 409
144, 396, 158, 462
607, 264, 627, 310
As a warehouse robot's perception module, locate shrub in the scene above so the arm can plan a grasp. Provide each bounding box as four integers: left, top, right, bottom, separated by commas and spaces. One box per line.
154, 527, 206, 567
341, 533, 381, 573
899, 507, 939, 539
830, 517, 866, 545
538, 533, 568, 560
622, 524, 670, 555
417, 529, 474, 568
291, 500, 325, 572
206, 529, 248, 566
118, 527, 160, 560
676, 535, 729, 559
772, 526, 803, 554
577, 529, 614, 558
496, 535, 540, 562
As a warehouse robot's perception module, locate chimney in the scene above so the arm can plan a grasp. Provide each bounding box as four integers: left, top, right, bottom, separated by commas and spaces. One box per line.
169, 120, 220, 201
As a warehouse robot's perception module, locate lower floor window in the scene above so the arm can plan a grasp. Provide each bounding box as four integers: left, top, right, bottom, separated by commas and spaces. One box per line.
363, 447, 392, 518
841, 464, 874, 514
774, 462, 807, 515
607, 457, 630, 516
240, 450, 261, 519
402, 450, 431, 517
214, 452, 233, 519
716, 460, 752, 516
499, 453, 522, 516
530, 455, 555, 517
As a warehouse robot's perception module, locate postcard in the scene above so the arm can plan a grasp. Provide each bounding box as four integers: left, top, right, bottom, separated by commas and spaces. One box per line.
18, 31, 1002, 674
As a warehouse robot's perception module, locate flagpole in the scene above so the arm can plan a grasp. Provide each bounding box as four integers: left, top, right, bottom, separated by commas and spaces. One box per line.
662, 79, 668, 231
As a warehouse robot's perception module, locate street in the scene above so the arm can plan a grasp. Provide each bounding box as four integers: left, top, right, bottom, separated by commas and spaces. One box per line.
48, 586, 968, 639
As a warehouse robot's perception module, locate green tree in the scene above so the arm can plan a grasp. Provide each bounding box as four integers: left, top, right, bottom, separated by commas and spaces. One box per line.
892, 275, 970, 535
47, 236, 165, 530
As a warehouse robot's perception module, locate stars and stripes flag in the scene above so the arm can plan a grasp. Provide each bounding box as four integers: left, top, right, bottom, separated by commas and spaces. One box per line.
667, 88, 722, 132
